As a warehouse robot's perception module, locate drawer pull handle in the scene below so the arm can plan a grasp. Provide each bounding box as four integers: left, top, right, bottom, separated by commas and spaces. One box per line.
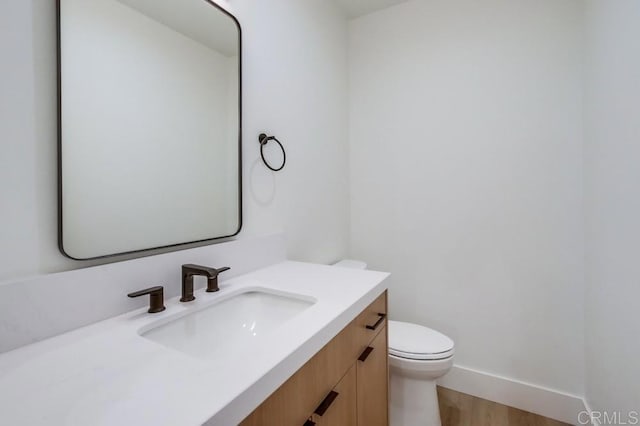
314, 390, 339, 416
365, 313, 386, 330
303, 420, 316, 426
358, 346, 374, 362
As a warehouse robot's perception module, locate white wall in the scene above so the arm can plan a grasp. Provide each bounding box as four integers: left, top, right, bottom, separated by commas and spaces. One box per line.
584, 0, 640, 415
0, 0, 58, 280
349, 0, 585, 395
0, 0, 349, 281
225, 0, 350, 265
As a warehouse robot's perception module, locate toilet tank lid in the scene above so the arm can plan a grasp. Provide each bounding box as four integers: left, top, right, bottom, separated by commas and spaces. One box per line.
332, 259, 367, 270
388, 320, 454, 357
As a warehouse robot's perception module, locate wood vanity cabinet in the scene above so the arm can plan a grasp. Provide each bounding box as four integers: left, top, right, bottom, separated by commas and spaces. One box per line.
240, 291, 388, 426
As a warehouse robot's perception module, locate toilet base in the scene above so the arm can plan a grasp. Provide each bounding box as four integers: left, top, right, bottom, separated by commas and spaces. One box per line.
390, 367, 442, 426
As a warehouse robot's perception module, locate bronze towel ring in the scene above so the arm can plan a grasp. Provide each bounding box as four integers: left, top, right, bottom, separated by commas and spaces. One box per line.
258, 133, 286, 171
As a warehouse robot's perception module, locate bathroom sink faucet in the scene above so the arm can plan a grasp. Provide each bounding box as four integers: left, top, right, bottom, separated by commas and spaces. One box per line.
180, 264, 230, 302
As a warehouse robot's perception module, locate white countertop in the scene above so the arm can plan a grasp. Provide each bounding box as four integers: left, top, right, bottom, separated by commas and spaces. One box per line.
0, 261, 388, 425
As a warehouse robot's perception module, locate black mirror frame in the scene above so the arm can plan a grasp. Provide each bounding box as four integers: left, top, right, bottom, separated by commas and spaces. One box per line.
56, 0, 243, 260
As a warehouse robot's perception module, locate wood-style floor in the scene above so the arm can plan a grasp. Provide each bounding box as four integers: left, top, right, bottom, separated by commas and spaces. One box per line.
437, 387, 572, 426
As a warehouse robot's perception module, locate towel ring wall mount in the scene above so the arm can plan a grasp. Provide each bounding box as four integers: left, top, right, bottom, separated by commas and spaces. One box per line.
258, 133, 286, 172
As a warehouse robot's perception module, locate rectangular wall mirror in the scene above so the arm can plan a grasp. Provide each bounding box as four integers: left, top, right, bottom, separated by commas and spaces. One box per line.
57, 0, 242, 260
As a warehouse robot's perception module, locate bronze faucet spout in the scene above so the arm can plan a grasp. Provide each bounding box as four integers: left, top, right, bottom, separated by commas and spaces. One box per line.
180, 264, 231, 302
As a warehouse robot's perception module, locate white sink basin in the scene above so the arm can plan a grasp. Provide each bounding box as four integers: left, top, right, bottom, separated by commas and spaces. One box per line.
141, 289, 315, 359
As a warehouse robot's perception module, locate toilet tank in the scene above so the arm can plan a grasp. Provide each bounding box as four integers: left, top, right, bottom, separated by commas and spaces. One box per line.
332, 259, 367, 270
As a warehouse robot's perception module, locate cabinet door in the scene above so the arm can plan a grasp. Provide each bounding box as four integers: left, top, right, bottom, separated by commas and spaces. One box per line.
314, 364, 357, 426
356, 326, 388, 426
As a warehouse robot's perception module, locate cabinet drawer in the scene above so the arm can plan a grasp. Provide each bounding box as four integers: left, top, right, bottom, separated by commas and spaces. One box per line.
240, 291, 387, 426
353, 291, 387, 350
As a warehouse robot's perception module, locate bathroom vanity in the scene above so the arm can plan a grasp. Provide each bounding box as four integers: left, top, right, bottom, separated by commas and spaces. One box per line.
0, 259, 389, 425
241, 291, 388, 426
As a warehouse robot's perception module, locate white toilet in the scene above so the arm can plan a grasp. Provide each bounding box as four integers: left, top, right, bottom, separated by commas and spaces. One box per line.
388, 320, 454, 426
333, 260, 455, 426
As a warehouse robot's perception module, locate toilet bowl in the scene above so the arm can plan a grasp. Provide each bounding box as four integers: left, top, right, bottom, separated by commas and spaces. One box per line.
388, 320, 454, 426
332, 260, 455, 426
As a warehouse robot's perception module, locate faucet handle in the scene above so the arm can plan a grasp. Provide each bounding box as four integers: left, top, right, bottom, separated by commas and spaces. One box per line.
128, 286, 166, 313
206, 266, 230, 292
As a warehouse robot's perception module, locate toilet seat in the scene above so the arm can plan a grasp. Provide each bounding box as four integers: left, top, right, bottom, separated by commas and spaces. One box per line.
390, 348, 454, 361
388, 320, 454, 361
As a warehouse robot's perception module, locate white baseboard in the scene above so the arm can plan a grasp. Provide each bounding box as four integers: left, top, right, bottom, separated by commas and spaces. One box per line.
437, 364, 586, 424
581, 400, 601, 426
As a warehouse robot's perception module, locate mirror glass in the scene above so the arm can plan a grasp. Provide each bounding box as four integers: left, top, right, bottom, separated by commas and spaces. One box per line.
58, 0, 241, 260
